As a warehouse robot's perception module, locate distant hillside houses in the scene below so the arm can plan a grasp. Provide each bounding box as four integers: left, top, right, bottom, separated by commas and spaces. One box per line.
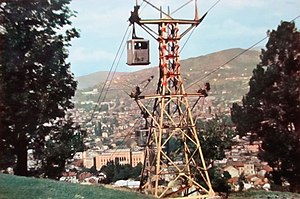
214, 135, 274, 191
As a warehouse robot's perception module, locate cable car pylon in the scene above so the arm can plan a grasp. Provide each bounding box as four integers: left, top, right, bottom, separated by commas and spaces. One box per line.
127, 1, 215, 198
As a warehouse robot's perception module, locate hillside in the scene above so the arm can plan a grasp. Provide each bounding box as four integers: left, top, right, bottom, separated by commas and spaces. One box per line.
75, 71, 128, 90
1, 174, 299, 199
76, 48, 260, 89
0, 173, 153, 199
74, 48, 260, 108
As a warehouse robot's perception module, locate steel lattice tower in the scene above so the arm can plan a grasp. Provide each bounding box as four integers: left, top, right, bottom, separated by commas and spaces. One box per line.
129, 1, 215, 198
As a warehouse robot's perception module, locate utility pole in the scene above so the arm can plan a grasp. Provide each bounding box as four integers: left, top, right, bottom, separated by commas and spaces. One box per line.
128, 1, 215, 198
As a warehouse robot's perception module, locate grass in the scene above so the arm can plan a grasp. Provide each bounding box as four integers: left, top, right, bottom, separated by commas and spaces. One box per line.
228, 190, 300, 199
1, 173, 299, 199
0, 173, 153, 199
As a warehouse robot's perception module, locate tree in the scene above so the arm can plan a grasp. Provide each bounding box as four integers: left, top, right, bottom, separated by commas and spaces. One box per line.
100, 161, 143, 184
0, 0, 80, 176
238, 172, 245, 192
131, 162, 142, 180
210, 168, 231, 196
195, 115, 236, 193
33, 117, 85, 179
168, 115, 235, 167
231, 21, 300, 190
100, 161, 115, 184
196, 115, 236, 167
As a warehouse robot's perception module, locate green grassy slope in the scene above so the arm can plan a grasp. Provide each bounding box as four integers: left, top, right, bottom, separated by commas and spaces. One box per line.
1, 174, 299, 199
228, 190, 300, 199
0, 174, 152, 199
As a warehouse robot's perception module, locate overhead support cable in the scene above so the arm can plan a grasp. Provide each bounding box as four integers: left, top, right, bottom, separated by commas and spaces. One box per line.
171, 0, 194, 15
207, 0, 222, 13
107, 116, 143, 161
186, 14, 300, 90
180, 12, 207, 38
187, 37, 268, 90
139, 0, 147, 14
101, 29, 131, 105
142, 0, 173, 19
89, 25, 131, 122
291, 14, 300, 22
140, 24, 159, 40
126, 1, 217, 197
180, 0, 222, 52
180, 25, 197, 53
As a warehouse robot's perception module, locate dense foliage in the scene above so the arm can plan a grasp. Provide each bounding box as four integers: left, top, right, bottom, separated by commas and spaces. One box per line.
195, 116, 235, 193
100, 161, 142, 184
231, 21, 300, 190
0, 0, 83, 177
196, 116, 236, 167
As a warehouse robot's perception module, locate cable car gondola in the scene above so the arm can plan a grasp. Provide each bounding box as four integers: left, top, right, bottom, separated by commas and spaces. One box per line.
127, 38, 150, 66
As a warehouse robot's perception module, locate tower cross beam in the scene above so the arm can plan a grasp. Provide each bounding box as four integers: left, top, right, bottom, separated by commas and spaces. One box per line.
129, 2, 215, 198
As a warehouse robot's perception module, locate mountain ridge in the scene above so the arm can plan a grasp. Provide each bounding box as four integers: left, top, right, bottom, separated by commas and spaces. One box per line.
75, 48, 260, 91
74, 48, 260, 108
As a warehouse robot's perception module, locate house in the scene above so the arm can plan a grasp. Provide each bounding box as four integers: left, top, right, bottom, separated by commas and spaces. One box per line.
231, 161, 244, 175
114, 180, 140, 189
243, 163, 256, 176
60, 171, 78, 183
244, 144, 259, 154
224, 162, 256, 177
224, 165, 239, 178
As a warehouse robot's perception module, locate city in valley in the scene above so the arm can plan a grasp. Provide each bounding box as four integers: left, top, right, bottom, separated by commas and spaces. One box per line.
54, 75, 273, 192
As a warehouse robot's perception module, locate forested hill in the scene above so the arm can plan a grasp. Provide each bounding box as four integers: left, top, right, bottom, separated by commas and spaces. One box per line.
75, 48, 260, 105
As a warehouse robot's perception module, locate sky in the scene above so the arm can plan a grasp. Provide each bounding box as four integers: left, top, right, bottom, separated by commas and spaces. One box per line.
68, 0, 300, 77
